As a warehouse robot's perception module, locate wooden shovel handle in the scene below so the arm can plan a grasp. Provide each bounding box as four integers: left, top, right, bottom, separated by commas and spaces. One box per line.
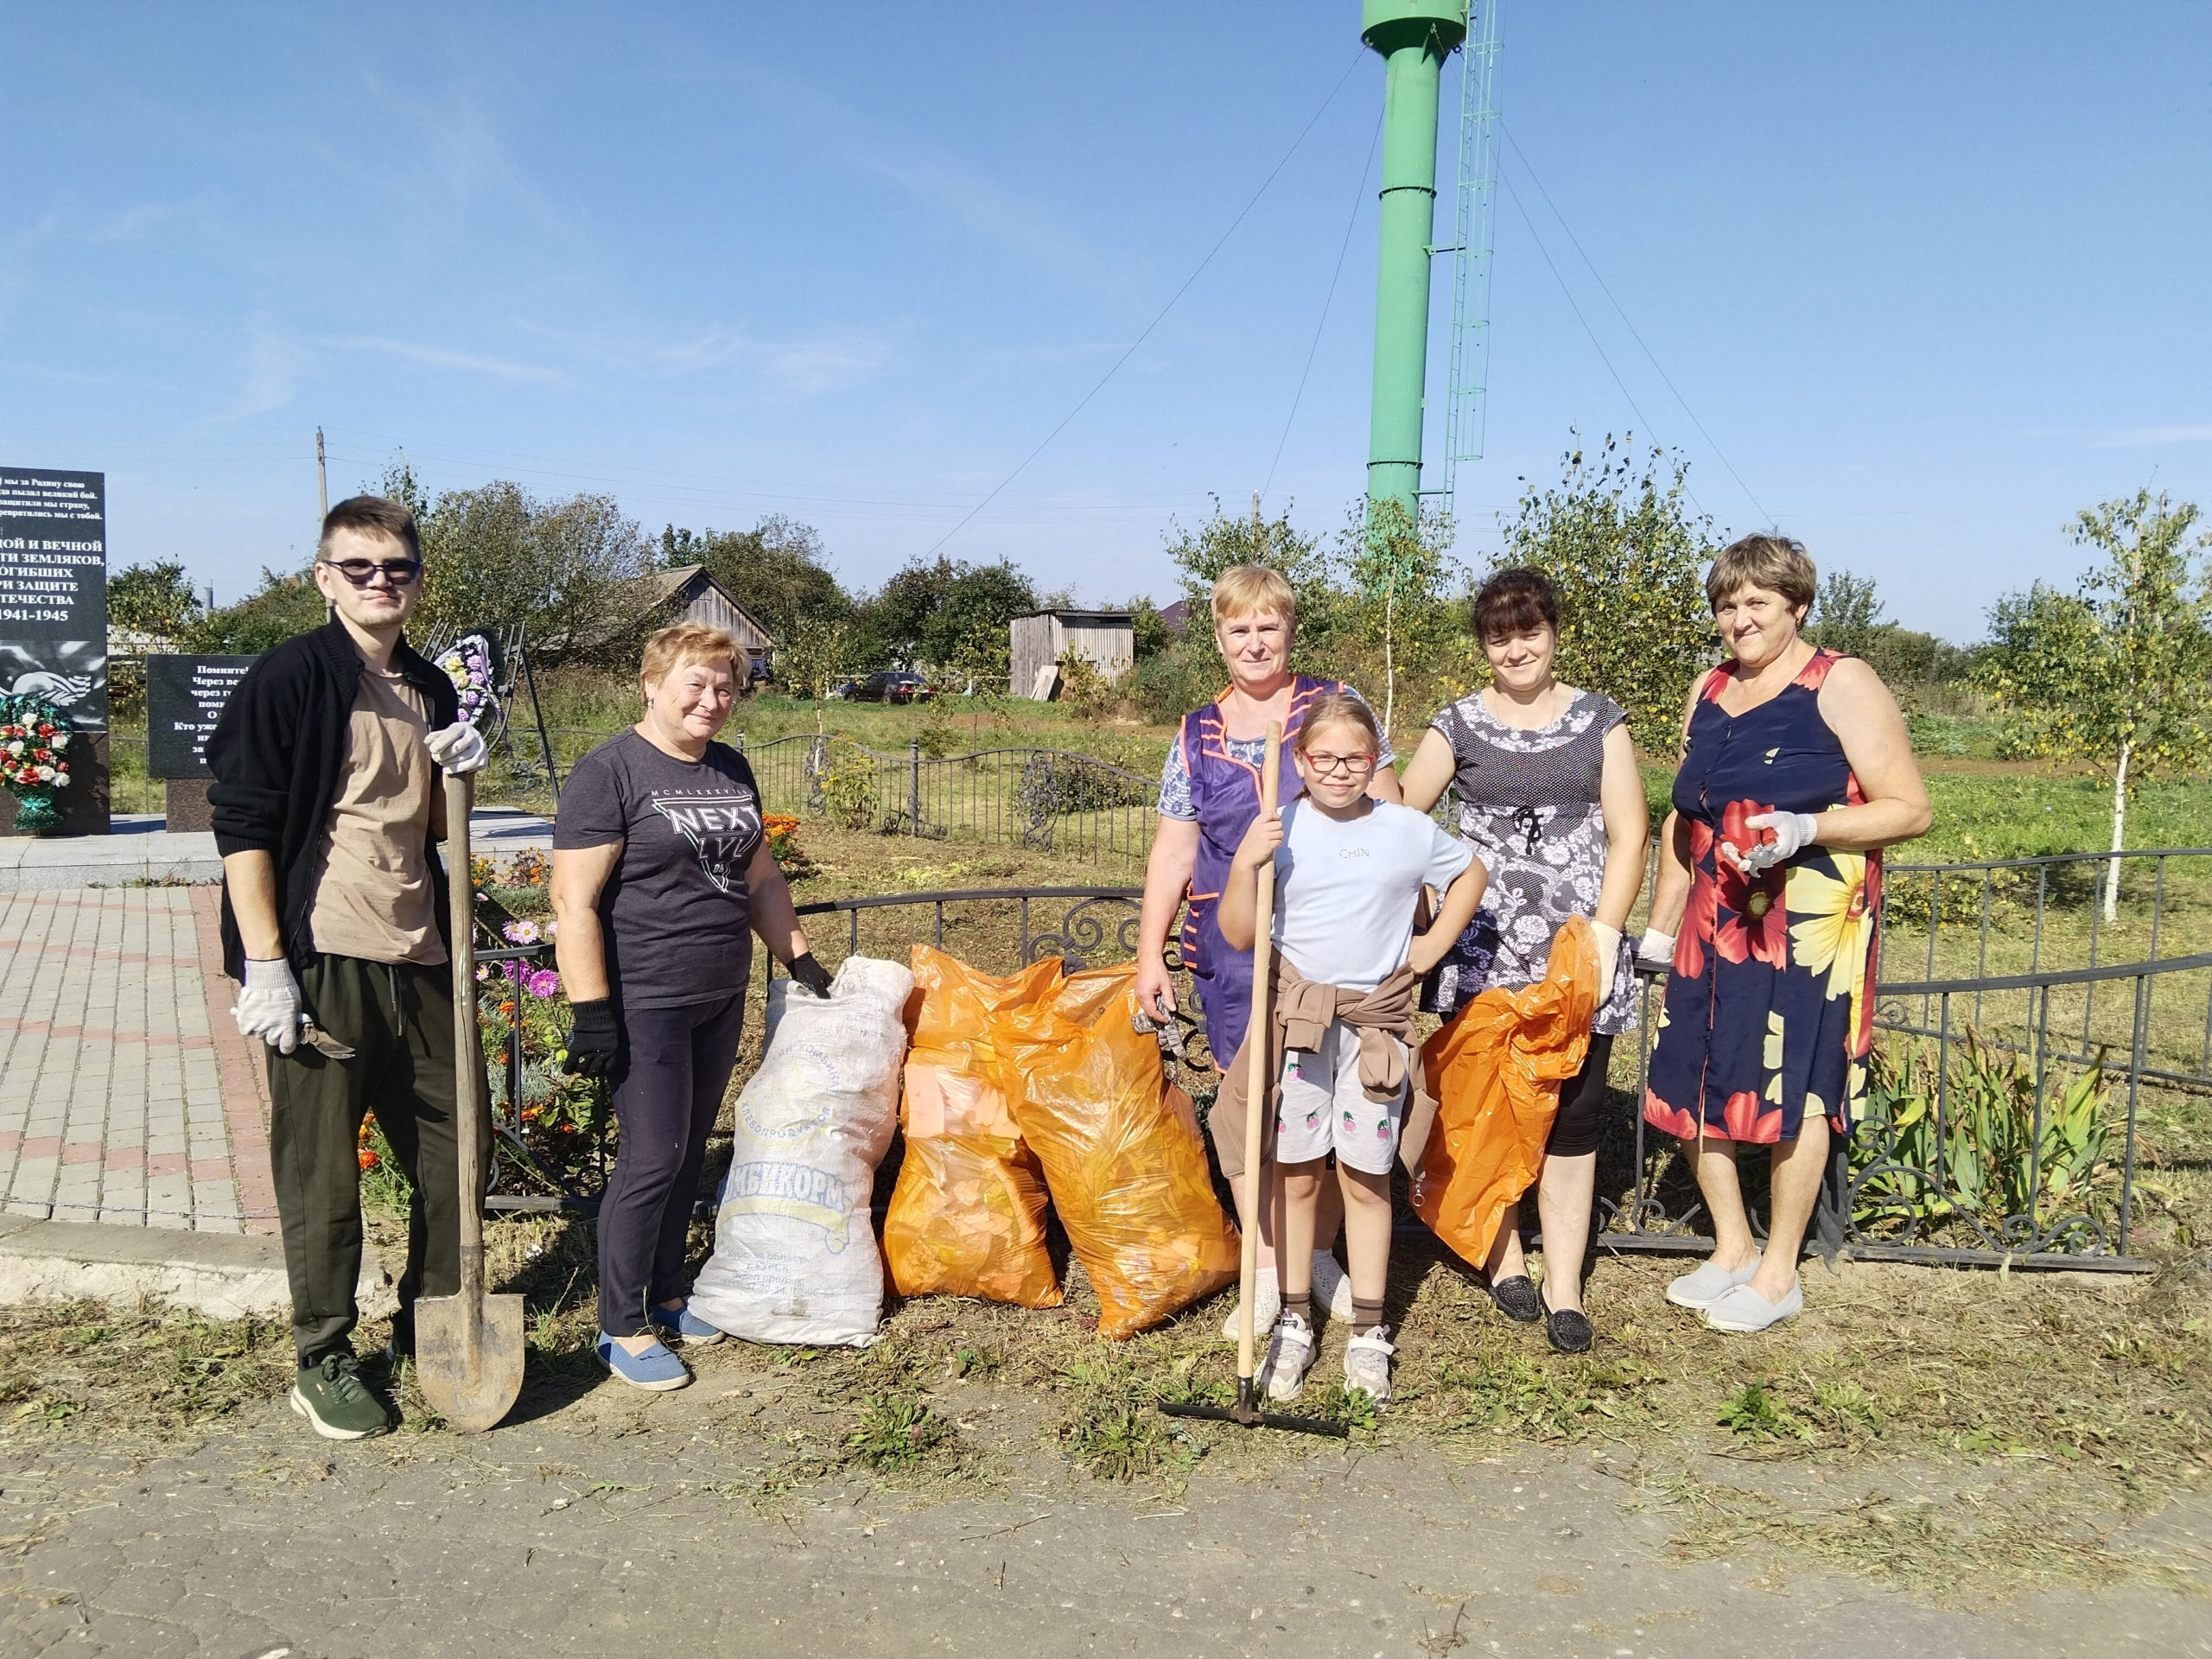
444, 773, 486, 1316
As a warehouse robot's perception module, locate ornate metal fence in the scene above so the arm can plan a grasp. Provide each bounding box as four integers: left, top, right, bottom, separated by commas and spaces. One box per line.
766, 879, 2203, 1273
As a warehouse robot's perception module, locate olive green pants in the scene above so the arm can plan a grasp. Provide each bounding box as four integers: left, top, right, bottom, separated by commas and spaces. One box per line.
265, 955, 490, 1364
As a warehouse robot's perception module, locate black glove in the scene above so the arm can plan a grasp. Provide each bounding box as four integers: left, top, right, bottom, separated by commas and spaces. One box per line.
563, 998, 620, 1077
787, 952, 834, 999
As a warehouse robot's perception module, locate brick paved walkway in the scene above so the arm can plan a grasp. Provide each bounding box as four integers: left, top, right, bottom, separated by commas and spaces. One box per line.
0, 887, 275, 1234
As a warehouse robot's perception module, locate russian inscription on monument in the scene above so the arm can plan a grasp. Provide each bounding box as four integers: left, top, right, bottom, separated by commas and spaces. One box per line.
0, 467, 108, 834
146, 655, 256, 779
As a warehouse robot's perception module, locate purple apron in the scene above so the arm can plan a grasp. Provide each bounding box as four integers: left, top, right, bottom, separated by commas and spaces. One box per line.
1176, 675, 1348, 1069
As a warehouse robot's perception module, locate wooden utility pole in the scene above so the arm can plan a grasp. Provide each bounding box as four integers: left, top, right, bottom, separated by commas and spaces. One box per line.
1251, 492, 1265, 559
315, 427, 328, 522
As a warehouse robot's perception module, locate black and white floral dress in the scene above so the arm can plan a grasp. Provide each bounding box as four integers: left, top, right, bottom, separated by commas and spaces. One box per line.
1418, 688, 1638, 1037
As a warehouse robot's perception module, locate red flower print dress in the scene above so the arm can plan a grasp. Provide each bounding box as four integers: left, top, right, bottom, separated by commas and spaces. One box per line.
1643, 650, 1882, 1145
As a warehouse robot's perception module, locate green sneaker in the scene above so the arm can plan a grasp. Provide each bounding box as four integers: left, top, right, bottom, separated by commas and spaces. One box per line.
289, 1353, 391, 1440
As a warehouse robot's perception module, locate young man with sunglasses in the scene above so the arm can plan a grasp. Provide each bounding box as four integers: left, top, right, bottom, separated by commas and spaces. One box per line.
207, 494, 492, 1440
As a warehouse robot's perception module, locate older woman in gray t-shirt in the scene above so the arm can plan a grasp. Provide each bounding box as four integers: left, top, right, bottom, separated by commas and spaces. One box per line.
551, 623, 833, 1392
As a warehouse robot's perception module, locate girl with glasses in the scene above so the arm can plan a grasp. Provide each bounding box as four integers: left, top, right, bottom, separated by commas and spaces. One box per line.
1214, 694, 1485, 1406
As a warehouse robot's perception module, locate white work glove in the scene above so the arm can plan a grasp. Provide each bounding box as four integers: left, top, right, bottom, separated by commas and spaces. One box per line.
1738, 810, 1821, 874
425, 720, 489, 775
1589, 920, 1621, 1007
234, 957, 302, 1054
1636, 927, 1676, 976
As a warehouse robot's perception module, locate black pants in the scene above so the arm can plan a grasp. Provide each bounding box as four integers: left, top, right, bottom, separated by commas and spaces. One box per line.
599, 993, 747, 1336
1544, 1033, 1615, 1159
266, 955, 492, 1365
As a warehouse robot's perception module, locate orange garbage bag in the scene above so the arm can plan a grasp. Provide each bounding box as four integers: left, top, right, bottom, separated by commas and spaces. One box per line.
882, 946, 1065, 1307
1001, 964, 1241, 1338
1414, 916, 1599, 1272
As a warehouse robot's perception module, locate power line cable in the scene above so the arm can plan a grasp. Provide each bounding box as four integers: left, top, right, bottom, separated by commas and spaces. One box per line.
918, 48, 1370, 561
1497, 162, 1707, 522
1262, 110, 1382, 505
1499, 121, 1769, 524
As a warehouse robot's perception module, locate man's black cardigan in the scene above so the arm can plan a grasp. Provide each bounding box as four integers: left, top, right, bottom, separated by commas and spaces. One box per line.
206, 620, 461, 982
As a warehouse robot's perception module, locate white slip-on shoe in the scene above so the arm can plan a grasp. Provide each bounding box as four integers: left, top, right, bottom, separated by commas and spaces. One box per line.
1703, 1278, 1803, 1334
1665, 1253, 1762, 1310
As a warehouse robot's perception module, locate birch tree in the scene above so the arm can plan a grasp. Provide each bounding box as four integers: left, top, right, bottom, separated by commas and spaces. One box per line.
1979, 491, 2212, 920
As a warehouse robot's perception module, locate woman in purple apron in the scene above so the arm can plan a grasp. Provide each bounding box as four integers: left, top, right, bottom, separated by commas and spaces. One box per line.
1135, 565, 1398, 1338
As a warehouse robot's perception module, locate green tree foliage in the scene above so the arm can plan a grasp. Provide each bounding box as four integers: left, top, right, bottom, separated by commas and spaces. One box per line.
1499, 435, 1719, 745
858, 556, 1037, 675
1809, 568, 1885, 661
1162, 495, 1338, 647
107, 562, 203, 639
1336, 497, 1463, 735
659, 514, 852, 645
418, 482, 652, 668
1123, 595, 1173, 663
182, 567, 328, 654
1977, 490, 2212, 918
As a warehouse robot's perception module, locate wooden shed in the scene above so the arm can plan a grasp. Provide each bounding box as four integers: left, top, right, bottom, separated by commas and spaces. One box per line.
640, 565, 776, 676
1009, 609, 1134, 701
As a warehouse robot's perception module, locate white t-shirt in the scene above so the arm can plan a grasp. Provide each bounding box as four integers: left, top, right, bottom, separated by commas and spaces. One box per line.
1268, 798, 1476, 992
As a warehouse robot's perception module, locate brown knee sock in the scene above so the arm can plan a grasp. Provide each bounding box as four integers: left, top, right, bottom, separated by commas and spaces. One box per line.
1281, 1292, 1312, 1328
1352, 1297, 1387, 1338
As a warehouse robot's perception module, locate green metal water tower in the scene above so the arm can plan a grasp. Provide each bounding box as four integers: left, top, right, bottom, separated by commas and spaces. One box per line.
1363, 0, 1468, 520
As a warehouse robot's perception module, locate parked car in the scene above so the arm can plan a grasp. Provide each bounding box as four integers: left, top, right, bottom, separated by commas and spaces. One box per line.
849, 671, 934, 704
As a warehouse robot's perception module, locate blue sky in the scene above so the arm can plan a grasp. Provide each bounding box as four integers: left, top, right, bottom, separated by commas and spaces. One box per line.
3, 2, 2207, 639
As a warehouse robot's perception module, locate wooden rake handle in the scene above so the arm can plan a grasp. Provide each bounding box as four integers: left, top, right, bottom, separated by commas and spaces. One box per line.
1235, 721, 1283, 1386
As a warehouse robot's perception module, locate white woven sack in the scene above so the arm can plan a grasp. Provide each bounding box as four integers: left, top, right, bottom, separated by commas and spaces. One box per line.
688, 955, 913, 1346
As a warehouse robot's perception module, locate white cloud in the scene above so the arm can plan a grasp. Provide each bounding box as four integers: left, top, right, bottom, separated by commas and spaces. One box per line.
2099, 423, 2212, 447
517, 320, 891, 394
322, 334, 563, 384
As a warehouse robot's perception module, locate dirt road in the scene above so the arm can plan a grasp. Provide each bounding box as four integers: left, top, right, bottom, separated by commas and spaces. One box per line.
4, 1379, 2205, 1659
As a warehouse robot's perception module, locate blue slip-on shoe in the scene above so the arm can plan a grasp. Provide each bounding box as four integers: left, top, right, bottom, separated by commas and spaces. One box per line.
647, 1301, 726, 1348
596, 1331, 692, 1391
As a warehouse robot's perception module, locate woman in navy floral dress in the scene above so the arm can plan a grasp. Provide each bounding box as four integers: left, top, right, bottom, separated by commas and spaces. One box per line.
1640, 536, 1929, 1333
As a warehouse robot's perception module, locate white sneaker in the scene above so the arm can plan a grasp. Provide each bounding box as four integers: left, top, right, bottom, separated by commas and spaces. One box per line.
1309, 1250, 1355, 1323
1257, 1312, 1316, 1403
1343, 1329, 1395, 1406
1220, 1263, 1281, 1343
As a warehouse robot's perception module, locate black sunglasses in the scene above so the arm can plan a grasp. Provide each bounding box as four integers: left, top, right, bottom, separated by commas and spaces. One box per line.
320, 556, 423, 587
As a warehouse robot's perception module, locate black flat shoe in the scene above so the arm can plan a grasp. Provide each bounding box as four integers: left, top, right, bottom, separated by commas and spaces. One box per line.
1487, 1274, 1543, 1324
1541, 1287, 1594, 1353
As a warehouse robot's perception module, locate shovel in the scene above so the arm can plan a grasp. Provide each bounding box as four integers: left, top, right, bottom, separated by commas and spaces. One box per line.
1161, 722, 1345, 1440
414, 770, 525, 1433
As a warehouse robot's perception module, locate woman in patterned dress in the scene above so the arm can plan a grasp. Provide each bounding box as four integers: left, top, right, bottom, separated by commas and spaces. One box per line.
1135, 565, 1401, 1338
1399, 568, 1649, 1352
1639, 535, 1929, 1333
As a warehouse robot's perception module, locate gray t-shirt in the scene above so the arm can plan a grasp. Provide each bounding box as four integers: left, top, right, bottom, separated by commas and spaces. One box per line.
1269, 798, 1474, 992
553, 730, 764, 1009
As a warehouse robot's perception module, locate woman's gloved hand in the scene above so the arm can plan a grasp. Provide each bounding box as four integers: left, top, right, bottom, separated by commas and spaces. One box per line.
1635, 927, 1676, 976
1738, 811, 1821, 874
562, 998, 620, 1077
787, 952, 835, 998
1588, 920, 1622, 1007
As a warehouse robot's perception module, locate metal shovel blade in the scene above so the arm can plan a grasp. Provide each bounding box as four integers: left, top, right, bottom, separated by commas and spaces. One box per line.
411, 1290, 525, 1433
410, 771, 526, 1434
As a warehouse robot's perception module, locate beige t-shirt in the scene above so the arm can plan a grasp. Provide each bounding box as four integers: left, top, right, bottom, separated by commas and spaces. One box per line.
305, 665, 446, 967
